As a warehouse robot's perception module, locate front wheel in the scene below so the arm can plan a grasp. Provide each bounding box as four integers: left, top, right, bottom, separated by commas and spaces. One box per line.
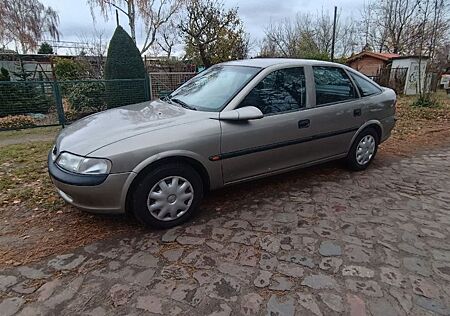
346, 128, 379, 171
131, 163, 204, 228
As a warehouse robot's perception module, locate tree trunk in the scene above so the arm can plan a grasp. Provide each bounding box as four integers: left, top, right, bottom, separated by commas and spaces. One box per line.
198, 44, 210, 67
127, 0, 136, 43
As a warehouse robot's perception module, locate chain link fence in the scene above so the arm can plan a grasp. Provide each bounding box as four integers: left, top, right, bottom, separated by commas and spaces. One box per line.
149, 72, 197, 99
0, 78, 150, 130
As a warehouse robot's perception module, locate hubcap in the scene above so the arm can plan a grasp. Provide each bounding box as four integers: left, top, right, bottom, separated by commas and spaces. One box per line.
356, 135, 376, 165
147, 176, 194, 221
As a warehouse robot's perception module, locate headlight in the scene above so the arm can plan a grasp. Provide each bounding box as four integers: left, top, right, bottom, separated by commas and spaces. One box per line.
56, 152, 111, 175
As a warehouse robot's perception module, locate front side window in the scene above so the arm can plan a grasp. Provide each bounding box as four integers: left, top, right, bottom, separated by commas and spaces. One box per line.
168, 65, 260, 112
349, 72, 382, 97
313, 66, 356, 105
240, 67, 306, 115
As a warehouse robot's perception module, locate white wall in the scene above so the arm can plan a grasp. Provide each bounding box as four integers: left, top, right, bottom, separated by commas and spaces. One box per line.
391, 58, 428, 95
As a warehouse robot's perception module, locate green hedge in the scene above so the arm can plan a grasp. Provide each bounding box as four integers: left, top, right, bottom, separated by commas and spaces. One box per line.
104, 26, 147, 108
0, 83, 53, 117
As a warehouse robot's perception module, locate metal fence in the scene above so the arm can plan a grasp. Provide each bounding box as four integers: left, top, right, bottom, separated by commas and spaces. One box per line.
0, 78, 150, 130
369, 67, 408, 94
149, 72, 197, 99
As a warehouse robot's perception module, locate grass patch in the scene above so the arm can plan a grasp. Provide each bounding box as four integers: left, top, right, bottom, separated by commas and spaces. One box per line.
0, 126, 60, 141
411, 94, 440, 108
0, 140, 138, 266
0, 141, 63, 211
390, 92, 450, 141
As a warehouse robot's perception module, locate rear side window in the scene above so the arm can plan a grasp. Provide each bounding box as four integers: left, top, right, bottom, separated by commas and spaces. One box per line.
349, 72, 382, 97
240, 67, 306, 115
313, 66, 356, 105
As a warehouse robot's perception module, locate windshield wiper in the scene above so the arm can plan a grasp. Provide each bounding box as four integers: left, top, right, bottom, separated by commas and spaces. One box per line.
169, 97, 197, 111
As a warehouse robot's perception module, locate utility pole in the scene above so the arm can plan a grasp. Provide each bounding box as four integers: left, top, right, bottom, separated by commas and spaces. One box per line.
115, 9, 120, 26
331, 6, 337, 62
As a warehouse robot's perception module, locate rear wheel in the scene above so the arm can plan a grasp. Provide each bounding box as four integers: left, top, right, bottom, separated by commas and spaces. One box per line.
132, 163, 203, 228
346, 128, 379, 171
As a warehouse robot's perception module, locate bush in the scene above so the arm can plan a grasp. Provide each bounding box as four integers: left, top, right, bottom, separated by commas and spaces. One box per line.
54, 58, 87, 81
412, 94, 440, 108
38, 42, 54, 54
0, 67, 10, 81
104, 26, 147, 108
66, 82, 106, 112
0, 83, 53, 117
0, 115, 36, 130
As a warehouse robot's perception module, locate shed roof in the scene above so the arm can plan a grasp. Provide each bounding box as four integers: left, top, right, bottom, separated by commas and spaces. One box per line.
347, 51, 401, 63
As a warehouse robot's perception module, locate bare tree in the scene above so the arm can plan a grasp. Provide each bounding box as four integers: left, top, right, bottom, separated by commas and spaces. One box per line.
140, 0, 182, 54
87, 0, 140, 43
77, 29, 108, 56
0, 19, 13, 50
87, 0, 182, 55
179, 0, 248, 67
336, 17, 360, 58
0, 0, 60, 53
155, 20, 180, 58
426, 0, 449, 60
360, 0, 422, 54
260, 10, 358, 60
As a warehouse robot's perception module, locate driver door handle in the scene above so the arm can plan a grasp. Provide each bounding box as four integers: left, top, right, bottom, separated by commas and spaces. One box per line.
298, 119, 310, 129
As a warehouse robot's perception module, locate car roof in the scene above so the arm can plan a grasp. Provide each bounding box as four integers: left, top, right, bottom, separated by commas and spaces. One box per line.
220, 58, 342, 69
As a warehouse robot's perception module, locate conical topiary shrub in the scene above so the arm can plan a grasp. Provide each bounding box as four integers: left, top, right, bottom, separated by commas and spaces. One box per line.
104, 26, 147, 108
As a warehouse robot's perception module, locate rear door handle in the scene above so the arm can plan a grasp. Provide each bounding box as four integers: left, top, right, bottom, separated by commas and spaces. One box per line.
298, 119, 310, 129
354, 109, 362, 117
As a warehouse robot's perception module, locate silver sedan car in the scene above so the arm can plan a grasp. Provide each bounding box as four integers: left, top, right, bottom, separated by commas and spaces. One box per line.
48, 59, 396, 228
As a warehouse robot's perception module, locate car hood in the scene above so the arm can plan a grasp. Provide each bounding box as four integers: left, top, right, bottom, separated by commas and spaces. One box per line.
55, 100, 217, 156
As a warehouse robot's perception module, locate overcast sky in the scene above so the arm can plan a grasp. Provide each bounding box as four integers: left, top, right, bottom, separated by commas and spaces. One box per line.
40, 0, 365, 55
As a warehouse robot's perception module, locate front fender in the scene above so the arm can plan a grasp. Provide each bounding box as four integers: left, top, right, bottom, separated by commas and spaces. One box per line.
132, 150, 211, 174
118, 150, 222, 212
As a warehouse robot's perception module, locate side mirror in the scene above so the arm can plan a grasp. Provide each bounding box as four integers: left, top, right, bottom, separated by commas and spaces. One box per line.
219, 106, 263, 121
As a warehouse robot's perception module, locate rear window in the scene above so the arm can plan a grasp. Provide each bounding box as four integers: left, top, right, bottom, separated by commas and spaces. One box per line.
349, 72, 382, 97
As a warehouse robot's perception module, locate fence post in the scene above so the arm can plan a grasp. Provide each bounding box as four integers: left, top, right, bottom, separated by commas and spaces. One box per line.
143, 75, 149, 101
145, 74, 153, 100
52, 81, 66, 127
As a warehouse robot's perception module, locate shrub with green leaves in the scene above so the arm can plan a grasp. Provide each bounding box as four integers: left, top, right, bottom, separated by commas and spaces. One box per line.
412, 94, 440, 108
54, 58, 87, 81
0, 67, 10, 81
104, 26, 147, 108
38, 42, 54, 54
0, 83, 53, 117
66, 82, 106, 112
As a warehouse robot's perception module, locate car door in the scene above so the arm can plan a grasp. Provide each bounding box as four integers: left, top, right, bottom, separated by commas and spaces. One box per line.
299, 66, 365, 160
347, 70, 388, 122
219, 67, 324, 184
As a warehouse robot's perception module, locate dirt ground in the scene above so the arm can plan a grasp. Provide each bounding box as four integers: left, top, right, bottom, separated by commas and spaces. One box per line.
0, 94, 449, 267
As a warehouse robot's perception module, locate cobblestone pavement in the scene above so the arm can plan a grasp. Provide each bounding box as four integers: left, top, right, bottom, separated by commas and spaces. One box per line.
1, 149, 450, 316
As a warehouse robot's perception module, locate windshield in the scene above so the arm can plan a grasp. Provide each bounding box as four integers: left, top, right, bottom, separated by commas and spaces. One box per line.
167, 65, 260, 112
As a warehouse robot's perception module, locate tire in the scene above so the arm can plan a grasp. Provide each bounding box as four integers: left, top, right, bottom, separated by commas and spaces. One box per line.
346, 128, 379, 171
131, 162, 204, 229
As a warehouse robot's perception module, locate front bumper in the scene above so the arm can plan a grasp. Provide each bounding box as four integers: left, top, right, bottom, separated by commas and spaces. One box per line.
48, 152, 130, 214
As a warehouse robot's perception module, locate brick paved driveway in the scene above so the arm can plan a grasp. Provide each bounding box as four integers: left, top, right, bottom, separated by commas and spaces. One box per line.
1, 148, 450, 316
